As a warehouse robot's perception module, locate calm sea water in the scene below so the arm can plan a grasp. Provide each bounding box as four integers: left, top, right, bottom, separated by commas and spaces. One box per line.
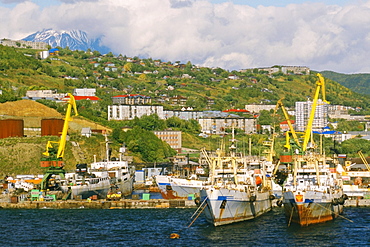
0, 207, 369, 247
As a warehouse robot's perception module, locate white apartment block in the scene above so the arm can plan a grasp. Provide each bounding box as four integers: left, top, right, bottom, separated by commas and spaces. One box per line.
73, 88, 96, 96
25, 90, 66, 100
281, 66, 310, 75
153, 130, 182, 152
108, 105, 164, 120
245, 104, 275, 113
0, 39, 48, 50
198, 118, 256, 135
164, 110, 204, 120
295, 99, 329, 132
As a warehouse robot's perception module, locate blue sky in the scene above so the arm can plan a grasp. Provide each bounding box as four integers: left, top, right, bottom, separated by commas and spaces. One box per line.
1, 0, 369, 73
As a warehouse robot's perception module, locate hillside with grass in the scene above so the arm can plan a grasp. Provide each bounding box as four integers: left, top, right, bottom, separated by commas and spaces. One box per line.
2, 45, 370, 176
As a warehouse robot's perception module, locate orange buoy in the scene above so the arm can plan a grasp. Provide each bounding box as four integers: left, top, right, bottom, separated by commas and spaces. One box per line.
170, 233, 180, 239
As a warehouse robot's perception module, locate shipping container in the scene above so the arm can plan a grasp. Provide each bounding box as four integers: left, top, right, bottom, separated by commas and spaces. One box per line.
0, 119, 24, 139
41, 118, 64, 136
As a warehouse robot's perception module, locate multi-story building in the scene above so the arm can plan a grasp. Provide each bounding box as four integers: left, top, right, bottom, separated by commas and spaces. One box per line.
108, 105, 164, 120
198, 117, 256, 135
73, 88, 96, 96
245, 104, 275, 113
169, 95, 187, 106
24, 90, 66, 101
281, 66, 310, 75
153, 130, 182, 152
295, 99, 329, 132
112, 94, 151, 105
0, 39, 48, 50
164, 110, 203, 120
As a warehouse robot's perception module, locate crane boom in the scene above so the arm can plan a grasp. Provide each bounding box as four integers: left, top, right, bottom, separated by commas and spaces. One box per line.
302, 73, 329, 152
275, 98, 300, 148
43, 93, 78, 158
40, 93, 78, 191
57, 93, 78, 158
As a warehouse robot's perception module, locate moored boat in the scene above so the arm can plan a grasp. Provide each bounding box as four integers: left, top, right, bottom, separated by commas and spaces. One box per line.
282, 152, 346, 226
60, 167, 111, 199
155, 175, 204, 199
199, 133, 274, 226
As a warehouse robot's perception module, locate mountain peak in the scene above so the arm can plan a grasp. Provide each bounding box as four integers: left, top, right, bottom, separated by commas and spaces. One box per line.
22, 29, 110, 54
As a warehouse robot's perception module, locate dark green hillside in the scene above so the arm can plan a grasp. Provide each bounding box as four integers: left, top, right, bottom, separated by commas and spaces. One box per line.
320, 70, 370, 95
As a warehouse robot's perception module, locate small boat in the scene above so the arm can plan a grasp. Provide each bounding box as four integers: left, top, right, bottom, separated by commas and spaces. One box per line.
199, 132, 274, 226
282, 152, 346, 226
156, 174, 205, 199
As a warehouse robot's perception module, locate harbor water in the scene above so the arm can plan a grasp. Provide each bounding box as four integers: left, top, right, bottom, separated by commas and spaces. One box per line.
0, 207, 369, 246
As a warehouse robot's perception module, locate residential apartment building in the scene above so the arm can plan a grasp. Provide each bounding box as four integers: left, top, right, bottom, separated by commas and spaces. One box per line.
112, 94, 151, 105
169, 95, 187, 106
153, 130, 182, 152
108, 105, 164, 120
24, 90, 66, 100
295, 99, 329, 132
164, 110, 204, 120
0, 39, 48, 50
198, 117, 256, 135
281, 66, 310, 75
245, 104, 275, 113
73, 88, 96, 96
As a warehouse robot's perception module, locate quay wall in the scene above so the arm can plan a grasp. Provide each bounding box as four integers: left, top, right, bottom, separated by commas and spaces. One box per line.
0, 199, 196, 209
1, 199, 369, 210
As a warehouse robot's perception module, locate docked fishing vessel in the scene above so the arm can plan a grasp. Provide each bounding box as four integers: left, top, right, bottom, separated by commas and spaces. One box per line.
60, 165, 111, 199
199, 134, 274, 226
89, 156, 134, 197
60, 138, 134, 199
281, 73, 347, 226
282, 152, 346, 226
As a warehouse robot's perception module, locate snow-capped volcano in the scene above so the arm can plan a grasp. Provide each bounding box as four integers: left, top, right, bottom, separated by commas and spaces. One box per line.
23, 29, 110, 54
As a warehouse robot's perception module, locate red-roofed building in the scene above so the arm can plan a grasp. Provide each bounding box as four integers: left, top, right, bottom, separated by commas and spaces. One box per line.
280, 120, 295, 132
112, 94, 151, 105
223, 109, 250, 113
64, 95, 101, 102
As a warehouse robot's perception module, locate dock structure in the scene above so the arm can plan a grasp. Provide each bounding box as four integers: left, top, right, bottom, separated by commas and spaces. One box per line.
0, 199, 196, 209
1, 198, 370, 210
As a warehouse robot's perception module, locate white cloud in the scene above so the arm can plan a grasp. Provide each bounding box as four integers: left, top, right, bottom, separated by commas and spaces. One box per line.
1, 0, 370, 73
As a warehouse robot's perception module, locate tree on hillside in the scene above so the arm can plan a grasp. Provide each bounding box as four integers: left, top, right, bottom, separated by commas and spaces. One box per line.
117, 126, 176, 162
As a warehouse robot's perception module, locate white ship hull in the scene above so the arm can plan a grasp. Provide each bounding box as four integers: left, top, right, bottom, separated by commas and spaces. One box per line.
200, 187, 273, 226
156, 175, 203, 199
115, 176, 134, 197
61, 176, 111, 199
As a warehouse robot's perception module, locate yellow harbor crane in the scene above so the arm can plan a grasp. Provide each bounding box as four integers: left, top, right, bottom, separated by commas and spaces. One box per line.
274, 98, 301, 151
40, 93, 78, 191
302, 73, 329, 152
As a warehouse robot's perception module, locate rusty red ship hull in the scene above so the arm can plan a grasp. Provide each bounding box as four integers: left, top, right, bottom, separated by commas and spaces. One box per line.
283, 191, 345, 226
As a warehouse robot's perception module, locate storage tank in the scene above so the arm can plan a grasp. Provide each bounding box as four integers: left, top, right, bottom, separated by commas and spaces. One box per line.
0, 119, 24, 139
41, 118, 64, 136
